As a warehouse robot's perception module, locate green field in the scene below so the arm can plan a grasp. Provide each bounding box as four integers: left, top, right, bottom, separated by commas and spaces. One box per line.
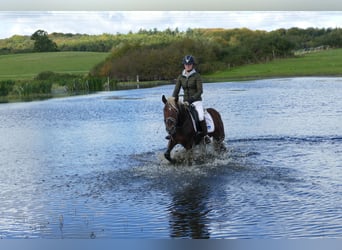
204, 48, 342, 81
1, 49, 341, 83
0, 52, 109, 80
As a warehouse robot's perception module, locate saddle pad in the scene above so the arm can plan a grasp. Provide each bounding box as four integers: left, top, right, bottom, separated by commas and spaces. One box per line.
204, 110, 215, 133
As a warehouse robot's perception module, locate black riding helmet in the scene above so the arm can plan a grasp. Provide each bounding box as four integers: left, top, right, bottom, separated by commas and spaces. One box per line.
182, 55, 195, 65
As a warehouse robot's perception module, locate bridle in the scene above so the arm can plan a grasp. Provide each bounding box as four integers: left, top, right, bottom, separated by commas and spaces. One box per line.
164, 101, 179, 136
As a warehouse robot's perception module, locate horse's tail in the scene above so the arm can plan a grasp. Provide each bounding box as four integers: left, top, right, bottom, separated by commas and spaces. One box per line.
207, 108, 225, 143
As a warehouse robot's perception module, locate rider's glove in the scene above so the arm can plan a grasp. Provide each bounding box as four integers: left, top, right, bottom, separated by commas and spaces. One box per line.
189, 97, 195, 104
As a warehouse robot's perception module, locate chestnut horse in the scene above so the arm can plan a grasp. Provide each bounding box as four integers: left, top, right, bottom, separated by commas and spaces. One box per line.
162, 95, 225, 163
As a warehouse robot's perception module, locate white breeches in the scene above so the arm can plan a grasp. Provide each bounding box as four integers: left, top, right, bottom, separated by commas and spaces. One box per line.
192, 101, 204, 121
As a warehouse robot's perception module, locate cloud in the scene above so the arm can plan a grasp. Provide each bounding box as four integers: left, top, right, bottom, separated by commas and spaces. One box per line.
0, 11, 341, 39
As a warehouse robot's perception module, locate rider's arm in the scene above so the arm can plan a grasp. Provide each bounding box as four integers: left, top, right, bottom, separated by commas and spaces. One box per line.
172, 76, 182, 98
191, 73, 203, 101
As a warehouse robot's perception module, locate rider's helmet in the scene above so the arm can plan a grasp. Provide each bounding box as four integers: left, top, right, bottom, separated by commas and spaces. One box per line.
182, 55, 195, 65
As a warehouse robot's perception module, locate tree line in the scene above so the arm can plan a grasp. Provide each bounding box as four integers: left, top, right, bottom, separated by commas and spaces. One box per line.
1, 27, 341, 55
90, 27, 342, 81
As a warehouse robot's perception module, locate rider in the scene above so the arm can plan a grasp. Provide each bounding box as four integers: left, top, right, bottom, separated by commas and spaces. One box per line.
167, 55, 211, 144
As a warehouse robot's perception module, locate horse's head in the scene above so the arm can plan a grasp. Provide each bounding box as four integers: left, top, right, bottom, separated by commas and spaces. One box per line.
162, 95, 179, 136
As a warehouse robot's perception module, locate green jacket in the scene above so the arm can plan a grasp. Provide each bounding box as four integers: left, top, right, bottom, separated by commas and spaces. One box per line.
172, 69, 203, 103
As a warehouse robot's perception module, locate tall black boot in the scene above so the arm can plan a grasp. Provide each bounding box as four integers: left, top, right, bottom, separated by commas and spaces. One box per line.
199, 120, 211, 144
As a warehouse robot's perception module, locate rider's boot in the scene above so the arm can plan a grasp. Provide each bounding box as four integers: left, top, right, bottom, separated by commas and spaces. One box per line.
199, 120, 211, 144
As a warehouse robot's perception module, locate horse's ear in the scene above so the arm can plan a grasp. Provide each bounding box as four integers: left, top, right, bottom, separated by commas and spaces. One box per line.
175, 96, 178, 103
162, 95, 167, 104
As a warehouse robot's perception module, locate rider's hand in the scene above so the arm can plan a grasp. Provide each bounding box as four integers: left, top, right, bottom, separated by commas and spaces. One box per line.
184, 101, 189, 106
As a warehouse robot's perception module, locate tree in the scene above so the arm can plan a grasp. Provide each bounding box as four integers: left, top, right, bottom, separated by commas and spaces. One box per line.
31, 30, 58, 52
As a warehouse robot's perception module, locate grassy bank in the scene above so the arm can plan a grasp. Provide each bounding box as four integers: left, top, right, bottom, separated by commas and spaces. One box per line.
203, 48, 342, 82
1, 49, 341, 83
0, 51, 109, 80
0, 49, 341, 103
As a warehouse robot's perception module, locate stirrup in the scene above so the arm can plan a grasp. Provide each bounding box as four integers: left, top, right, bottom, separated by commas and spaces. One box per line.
204, 135, 211, 144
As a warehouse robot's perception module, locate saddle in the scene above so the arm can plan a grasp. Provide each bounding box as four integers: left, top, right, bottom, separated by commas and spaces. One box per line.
187, 105, 215, 133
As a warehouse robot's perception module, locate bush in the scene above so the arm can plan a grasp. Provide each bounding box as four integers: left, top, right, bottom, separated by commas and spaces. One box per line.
35, 71, 56, 80
0, 80, 15, 96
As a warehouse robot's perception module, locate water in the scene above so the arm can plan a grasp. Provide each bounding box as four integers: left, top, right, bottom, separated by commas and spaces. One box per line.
0, 77, 341, 239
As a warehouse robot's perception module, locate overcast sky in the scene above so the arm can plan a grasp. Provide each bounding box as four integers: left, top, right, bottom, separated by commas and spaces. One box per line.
0, 11, 341, 39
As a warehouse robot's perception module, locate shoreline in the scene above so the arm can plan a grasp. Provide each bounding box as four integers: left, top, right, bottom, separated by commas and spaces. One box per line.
203, 74, 342, 83
1, 75, 341, 104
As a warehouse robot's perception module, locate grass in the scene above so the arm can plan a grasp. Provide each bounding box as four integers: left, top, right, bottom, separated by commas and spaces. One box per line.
1, 49, 341, 83
204, 48, 342, 82
0, 51, 109, 80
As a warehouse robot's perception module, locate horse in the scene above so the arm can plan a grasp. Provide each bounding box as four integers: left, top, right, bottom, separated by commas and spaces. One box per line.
162, 95, 225, 163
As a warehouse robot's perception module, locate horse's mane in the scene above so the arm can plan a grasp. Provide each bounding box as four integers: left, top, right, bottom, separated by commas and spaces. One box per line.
166, 97, 189, 118
166, 96, 181, 110
166, 96, 176, 105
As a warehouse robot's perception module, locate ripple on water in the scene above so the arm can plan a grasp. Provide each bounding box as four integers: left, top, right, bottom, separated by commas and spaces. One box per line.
1, 78, 342, 238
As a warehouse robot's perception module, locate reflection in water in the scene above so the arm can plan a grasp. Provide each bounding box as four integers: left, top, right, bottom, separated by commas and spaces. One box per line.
169, 183, 211, 239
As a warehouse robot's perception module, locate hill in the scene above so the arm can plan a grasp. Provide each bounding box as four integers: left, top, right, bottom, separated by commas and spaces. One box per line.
204, 48, 342, 81
0, 51, 109, 80
1, 48, 341, 83
1, 27, 341, 83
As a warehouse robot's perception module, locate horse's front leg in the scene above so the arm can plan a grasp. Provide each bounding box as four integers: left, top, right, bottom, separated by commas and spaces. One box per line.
164, 138, 177, 163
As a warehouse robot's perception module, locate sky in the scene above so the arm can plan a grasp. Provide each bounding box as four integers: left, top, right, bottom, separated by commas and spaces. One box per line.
0, 11, 341, 39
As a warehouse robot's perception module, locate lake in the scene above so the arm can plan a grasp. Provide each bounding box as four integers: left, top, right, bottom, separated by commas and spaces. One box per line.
0, 77, 341, 239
